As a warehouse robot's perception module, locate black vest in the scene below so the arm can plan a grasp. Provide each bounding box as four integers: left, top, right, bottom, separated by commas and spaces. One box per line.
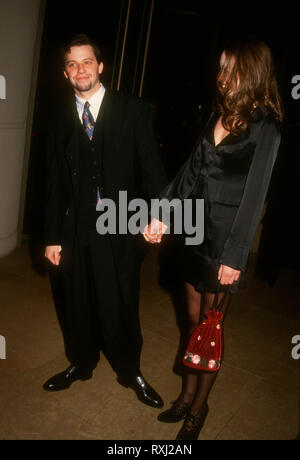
77, 123, 104, 228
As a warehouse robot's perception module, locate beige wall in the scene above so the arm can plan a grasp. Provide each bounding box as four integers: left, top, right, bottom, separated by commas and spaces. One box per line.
0, 0, 41, 257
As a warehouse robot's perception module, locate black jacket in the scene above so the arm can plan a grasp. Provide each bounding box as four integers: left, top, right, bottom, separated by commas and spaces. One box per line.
160, 107, 281, 272
44, 89, 167, 279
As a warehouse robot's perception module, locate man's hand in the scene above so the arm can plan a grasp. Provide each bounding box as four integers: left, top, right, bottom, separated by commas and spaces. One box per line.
143, 218, 168, 244
45, 245, 62, 266
218, 264, 241, 285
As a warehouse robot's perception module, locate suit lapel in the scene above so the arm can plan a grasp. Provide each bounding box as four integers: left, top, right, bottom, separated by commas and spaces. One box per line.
63, 98, 80, 163
92, 89, 110, 140
94, 90, 126, 174
59, 98, 81, 200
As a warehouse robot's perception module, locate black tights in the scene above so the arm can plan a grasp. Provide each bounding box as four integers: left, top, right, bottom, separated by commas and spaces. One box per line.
179, 282, 232, 416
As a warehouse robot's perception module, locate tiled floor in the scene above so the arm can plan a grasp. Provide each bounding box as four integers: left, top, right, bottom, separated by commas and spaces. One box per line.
0, 241, 299, 440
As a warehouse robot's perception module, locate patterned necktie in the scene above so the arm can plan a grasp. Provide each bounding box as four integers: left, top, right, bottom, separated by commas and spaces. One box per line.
82, 101, 95, 140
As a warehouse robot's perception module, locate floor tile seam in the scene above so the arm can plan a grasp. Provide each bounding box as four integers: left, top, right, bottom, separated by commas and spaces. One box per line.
42, 390, 113, 426
213, 379, 263, 440
2, 374, 124, 437
18, 344, 292, 390
221, 362, 300, 393
1, 367, 35, 392
237, 302, 300, 321
213, 376, 299, 441
20, 355, 67, 380
142, 332, 299, 386
5, 431, 44, 440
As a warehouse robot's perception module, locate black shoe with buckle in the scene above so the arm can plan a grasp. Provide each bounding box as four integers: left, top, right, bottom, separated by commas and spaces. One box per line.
176, 403, 209, 440
43, 365, 93, 392
118, 374, 164, 408
158, 398, 191, 423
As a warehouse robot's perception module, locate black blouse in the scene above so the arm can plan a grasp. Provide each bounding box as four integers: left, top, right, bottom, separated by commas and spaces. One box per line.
160, 107, 281, 272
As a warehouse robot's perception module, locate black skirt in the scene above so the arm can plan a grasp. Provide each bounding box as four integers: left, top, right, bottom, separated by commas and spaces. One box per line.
177, 237, 246, 295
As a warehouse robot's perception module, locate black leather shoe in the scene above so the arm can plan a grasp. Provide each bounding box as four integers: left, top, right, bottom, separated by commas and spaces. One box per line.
158, 398, 191, 423
118, 374, 164, 408
43, 365, 93, 392
176, 403, 209, 440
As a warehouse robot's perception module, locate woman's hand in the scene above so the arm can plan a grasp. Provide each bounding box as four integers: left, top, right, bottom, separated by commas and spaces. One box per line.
218, 264, 241, 285
143, 218, 168, 244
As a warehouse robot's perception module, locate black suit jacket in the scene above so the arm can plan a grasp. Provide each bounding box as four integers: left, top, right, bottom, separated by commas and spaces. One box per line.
44, 90, 167, 280
160, 107, 281, 272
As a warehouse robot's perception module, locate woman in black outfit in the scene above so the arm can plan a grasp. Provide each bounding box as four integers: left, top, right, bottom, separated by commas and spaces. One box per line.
144, 40, 283, 440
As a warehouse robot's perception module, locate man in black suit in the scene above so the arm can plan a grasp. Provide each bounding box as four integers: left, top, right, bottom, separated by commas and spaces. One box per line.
43, 34, 167, 408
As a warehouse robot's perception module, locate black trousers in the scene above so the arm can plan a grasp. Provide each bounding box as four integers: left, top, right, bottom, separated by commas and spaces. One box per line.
49, 225, 143, 378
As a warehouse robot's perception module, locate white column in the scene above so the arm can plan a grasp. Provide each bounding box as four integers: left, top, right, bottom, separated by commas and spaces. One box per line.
0, 0, 41, 257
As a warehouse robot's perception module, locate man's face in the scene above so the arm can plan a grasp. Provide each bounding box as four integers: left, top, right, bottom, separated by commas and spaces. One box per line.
64, 45, 103, 94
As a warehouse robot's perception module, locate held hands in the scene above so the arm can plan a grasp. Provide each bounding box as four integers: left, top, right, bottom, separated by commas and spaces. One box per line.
218, 264, 241, 285
45, 245, 62, 266
143, 218, 168, 244
142, 219, 241, 284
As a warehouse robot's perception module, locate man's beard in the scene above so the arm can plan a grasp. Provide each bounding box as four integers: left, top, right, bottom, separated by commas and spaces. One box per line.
74, 80, 93, 92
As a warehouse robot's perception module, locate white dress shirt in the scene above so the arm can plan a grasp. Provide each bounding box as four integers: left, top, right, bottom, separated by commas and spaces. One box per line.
75, 84, 106, 124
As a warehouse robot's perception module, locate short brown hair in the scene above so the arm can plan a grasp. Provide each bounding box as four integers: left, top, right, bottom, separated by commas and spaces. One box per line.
62, 33, 102, 66
214, 40, 283, 135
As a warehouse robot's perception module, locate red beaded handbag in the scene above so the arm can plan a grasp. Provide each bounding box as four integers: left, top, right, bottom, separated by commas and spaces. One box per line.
183, 287, 228, 372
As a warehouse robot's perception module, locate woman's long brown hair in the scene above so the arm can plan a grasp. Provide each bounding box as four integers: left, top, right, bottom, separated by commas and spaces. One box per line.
214, 40, 283, 135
